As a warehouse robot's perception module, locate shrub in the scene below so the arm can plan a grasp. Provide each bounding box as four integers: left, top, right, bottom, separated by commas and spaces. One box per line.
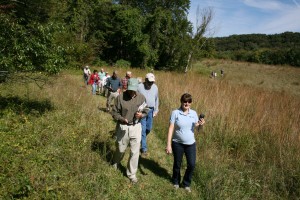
92, 58, 108, 67
115, 59, 131, 68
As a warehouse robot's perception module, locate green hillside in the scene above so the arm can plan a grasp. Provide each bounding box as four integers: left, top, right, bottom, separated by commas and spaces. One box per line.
212, 32, 300, 67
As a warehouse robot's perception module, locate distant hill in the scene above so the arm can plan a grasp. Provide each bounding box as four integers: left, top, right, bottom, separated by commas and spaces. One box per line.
211, 32, 300, 67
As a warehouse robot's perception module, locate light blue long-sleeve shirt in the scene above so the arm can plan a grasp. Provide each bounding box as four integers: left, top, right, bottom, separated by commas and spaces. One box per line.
137, 83, 159, 113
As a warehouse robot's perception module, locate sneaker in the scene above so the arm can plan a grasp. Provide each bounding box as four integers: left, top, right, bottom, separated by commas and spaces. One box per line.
131, 177, 138, 184
173, 184, 179, 189
112, 163, 118, 170
184, 186, 191, 193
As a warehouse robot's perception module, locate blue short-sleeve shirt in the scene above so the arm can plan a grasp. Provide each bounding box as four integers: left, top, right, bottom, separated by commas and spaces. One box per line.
170, 108, 199, 145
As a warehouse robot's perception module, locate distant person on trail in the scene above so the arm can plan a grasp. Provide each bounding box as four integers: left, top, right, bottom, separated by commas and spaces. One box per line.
98, 68, 106, 80
111, 78, 149, 184
165, 93, 205, 193
137, 73, 159, 156
221, 69, 224, 77
83, 66, 91, 85
102, 72, 110, 97
88, 70, 99, 95
105, 71, 122, 112
121, 71, 132, 92
98, 68, 106, 94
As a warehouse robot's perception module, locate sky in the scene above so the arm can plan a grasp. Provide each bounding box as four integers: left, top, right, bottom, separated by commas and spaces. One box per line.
188, 0, 300, 37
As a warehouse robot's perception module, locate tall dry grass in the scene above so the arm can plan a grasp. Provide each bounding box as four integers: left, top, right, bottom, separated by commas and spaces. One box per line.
152, 68, 300, 199
92, 63, 300, 198
1, 60, 299, 199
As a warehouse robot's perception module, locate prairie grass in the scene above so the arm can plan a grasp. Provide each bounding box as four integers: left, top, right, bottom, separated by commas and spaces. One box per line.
0, 59, 299, 199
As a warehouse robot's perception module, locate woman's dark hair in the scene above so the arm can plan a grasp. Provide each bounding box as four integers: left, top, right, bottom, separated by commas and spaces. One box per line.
93, 70, 98, 73
180, 93, 192, 103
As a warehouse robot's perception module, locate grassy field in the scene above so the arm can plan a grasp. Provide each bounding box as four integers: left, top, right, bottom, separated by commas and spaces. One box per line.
1, 59, 300, 199
194, 59, 300, 96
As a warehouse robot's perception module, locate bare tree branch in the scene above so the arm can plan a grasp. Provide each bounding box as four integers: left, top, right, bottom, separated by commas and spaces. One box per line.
185, 6, 214, 72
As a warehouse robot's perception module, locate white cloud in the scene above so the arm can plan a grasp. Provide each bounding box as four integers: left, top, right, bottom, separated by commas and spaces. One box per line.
243, 0, 285, 10
257, 7, 300, 33
188, 0, 300, 37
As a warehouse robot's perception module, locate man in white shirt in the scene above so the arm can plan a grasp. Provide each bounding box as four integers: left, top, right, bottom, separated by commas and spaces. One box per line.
137, 73, 159, 156
83, 66, 91, 85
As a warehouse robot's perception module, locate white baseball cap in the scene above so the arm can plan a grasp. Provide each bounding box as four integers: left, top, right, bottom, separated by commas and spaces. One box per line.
145, 73, 155, 82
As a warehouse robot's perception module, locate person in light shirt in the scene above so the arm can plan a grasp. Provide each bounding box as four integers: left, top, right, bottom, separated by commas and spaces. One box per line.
137, 73, 159, 156
165, 93, 205, 193
83, 66, 91, 85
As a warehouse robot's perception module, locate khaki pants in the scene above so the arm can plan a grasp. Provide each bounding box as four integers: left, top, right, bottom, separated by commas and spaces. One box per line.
106, 91, 119, 110
113, 123, 142, 180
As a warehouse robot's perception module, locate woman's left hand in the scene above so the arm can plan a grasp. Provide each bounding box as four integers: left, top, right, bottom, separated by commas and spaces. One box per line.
198, 118, 205, 126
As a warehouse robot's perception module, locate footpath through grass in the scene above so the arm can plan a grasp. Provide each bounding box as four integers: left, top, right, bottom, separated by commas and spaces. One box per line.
1, 65, 300, 199
0, 72, 199, 199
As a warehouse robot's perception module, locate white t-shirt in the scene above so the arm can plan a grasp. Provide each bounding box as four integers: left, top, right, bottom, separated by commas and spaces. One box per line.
84, 68, 91, 75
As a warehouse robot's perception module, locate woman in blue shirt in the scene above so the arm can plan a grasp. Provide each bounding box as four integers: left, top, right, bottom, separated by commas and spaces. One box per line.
166, 93, 205, 192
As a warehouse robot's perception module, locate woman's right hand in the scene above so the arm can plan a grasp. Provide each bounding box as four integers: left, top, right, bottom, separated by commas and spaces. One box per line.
165, 145, 172, 154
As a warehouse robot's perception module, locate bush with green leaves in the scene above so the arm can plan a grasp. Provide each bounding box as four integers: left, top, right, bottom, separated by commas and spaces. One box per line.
92, 58, 108, 67
115, 59, 131, 68
0, 14, 66, 74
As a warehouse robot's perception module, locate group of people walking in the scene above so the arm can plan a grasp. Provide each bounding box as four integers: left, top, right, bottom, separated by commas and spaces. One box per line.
83, 66, 111, 96
83, 65, 205, 192
210, 69, 224, 78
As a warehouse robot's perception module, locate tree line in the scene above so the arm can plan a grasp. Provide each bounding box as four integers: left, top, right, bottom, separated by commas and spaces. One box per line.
0, 0, 214, 75
211, 32, 300, 67
2, 0, 298, 77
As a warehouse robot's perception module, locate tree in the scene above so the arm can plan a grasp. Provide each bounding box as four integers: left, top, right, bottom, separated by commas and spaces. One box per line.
185, 6, 214, 72
0, 1, 66, 74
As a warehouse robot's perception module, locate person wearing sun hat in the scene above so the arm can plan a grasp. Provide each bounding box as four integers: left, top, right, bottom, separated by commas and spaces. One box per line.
111, 78, 149, 184
137, 73, 159, 156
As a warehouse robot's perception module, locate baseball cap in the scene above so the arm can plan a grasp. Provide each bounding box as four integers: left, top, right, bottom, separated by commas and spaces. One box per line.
145, 73, 155, 82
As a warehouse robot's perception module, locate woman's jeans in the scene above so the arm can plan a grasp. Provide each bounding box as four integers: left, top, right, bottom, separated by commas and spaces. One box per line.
92, 83, 97, 95
172, 141, 196, 187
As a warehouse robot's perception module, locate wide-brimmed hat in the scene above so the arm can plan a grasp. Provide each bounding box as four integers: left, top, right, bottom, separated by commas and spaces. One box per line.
127, 78, 139, 91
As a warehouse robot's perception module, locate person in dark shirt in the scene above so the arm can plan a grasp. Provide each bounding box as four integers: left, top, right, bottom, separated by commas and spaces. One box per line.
111, 78, 149, 184
105, 71, 122, 112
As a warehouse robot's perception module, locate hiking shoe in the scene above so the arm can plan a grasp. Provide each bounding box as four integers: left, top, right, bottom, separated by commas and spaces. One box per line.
141, 151, 148, 157
173, 184, 179, 189
184, 187, 191, 193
